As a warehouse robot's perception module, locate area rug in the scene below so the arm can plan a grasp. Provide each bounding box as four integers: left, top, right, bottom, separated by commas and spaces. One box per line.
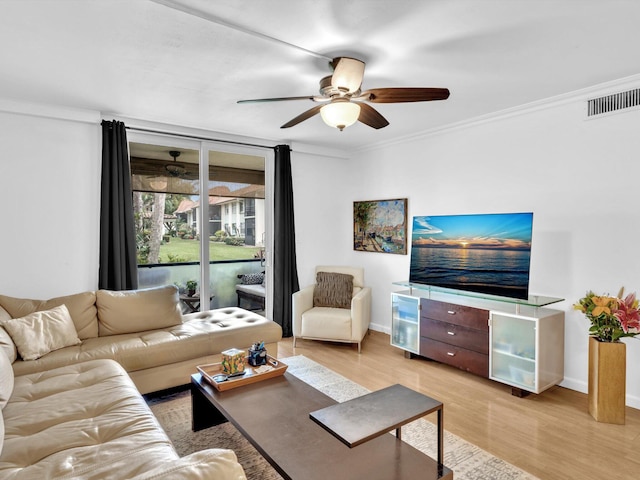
147, 355, 538, 480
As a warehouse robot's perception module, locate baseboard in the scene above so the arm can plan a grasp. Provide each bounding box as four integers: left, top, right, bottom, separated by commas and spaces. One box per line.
369, 322, 390, 335
552, 375, 640, 410
369, 337, 640, 411
559, 376, 586, 394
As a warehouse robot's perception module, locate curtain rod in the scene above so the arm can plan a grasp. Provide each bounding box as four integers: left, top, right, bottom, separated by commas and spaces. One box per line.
125, 125, 283, 151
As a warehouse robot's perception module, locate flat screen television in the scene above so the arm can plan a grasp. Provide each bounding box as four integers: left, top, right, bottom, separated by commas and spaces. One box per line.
409, 212, 534, 300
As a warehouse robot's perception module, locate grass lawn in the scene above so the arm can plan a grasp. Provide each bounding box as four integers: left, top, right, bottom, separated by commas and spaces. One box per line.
158, 237, 261, 262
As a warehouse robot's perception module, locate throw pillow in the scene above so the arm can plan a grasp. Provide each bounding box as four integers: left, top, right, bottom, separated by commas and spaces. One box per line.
96, 285, 182, 336
313, 272, 354, 309
0, 291, 98, 340
0, 304, 81, 361
240, 272, 264, 285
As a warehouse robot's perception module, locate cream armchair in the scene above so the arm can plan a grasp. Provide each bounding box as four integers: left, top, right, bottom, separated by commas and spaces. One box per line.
292, 266, 371, 353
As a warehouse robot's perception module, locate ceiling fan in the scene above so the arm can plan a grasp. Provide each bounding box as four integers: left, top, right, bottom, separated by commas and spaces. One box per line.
165, 150, 186, 177
237, 57, 450, 131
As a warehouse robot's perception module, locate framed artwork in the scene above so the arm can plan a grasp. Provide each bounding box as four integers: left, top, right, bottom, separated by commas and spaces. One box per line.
353, 198, 408, 254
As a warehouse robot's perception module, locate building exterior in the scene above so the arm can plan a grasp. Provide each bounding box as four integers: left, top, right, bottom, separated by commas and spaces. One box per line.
174, 184, 265, 247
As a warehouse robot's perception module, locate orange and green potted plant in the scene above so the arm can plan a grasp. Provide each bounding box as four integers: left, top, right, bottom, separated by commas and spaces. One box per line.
574, 287, 640, 342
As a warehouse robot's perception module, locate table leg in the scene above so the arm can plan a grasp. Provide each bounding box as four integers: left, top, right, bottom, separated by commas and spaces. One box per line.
396, 427, 402, 441
191, 381, 228, 431
437, 406, 443, 466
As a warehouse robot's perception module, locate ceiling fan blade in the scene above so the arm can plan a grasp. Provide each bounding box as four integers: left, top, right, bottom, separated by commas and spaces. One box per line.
281, 104, 324, 128
238, 95, 320, 104
356, 102, 389, 129
360, 87, 450, 103
330, 57, 365, 93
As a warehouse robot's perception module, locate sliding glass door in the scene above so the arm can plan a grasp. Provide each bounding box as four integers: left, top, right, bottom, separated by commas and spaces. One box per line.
127, 132, 272, 317
202, 142, 272, 316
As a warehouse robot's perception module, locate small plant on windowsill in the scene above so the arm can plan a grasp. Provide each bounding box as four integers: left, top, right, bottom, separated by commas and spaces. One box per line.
185, 280, 198, 297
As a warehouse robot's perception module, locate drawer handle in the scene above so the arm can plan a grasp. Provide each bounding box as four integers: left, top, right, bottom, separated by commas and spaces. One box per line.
447, 310, 456, 315
447, 331, 456, 336
447, 352, 456, 357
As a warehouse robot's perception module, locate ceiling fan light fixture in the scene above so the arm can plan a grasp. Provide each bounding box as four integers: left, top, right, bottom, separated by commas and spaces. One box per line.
149, 177, 168, 190
330, 57, 365, 93
320, 100, 360, 131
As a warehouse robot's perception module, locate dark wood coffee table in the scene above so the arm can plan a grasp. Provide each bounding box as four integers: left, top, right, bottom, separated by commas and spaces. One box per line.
191, 372, 453, 480
309, 383, 444, 465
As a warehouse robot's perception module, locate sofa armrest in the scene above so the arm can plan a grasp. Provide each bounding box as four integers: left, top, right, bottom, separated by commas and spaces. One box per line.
129, 449, 247, 480
351, 287, 372, 342
292, 285, 315, 337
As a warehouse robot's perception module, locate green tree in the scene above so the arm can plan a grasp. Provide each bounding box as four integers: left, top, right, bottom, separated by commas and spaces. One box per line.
148, 192, 166, 264
354, 202, 376, 247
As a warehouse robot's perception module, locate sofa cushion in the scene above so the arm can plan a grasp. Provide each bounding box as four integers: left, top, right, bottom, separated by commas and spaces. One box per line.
11, 307, 283, 378
301, 306, 353, 340
129, 449, 247, 480
0, 305, 81, 361
96, 285, 182, 336
313, 272, 353, 309
235, 284, 266, 298
0, 291, 98, 339
0, 350, 13, 410
0, 307, 17, 363
0, 359, 182, 479
0, 351, 13, 456
0, 409, 4, 458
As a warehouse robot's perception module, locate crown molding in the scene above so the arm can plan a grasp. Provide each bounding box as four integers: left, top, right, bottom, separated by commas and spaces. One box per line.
354, 73, 640, 154
0, 97, 100, 124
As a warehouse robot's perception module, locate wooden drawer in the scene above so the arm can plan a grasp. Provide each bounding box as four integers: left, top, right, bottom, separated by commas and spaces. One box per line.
420, 337, 489, 377
421, 298, 489, 331
420, 318, 489, 355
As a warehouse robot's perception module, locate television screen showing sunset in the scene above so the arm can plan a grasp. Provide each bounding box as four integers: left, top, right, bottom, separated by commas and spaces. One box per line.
409, 212, 533, 299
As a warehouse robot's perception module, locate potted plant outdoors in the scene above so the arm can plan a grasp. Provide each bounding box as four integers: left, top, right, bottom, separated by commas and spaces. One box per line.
574, 288, 640, 424
185, 280, 198, 297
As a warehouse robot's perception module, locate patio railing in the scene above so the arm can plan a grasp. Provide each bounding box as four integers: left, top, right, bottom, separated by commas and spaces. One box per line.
137, 259, 264, 311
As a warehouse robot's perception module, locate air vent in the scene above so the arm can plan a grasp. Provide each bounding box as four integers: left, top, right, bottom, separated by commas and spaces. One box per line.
587, 88, 640, 117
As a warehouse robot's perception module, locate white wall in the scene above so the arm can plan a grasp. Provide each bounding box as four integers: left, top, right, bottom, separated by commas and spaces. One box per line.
0, 107, 101, 297
2, 77, 639, 408
290, 146, 355, 287
292, 79, 640, 408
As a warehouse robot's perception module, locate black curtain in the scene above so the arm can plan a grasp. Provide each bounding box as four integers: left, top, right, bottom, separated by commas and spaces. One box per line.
98, 120, 138, 290
272, 144, 299, 337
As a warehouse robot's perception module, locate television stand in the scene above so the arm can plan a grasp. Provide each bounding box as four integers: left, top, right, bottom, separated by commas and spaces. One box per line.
391, 282, 565, 395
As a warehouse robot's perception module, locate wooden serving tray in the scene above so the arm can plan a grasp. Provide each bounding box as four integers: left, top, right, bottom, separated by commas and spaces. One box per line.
197, 355, 287, 391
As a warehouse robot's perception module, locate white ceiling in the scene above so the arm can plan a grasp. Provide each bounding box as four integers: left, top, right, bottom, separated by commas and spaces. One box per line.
2, 0, 639, 152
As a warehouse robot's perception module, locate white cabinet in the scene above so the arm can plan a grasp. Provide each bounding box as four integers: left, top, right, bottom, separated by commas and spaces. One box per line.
489, 309, 564, 394
391, 283, 565, 396
391, 293, 420, 354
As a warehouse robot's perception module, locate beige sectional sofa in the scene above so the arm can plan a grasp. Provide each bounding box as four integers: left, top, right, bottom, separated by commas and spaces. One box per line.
0, 355, 247, 479
0, 285, 283, 479
0, 285, 282, 394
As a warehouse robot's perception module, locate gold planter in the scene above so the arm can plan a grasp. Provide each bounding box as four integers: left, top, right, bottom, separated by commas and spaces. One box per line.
588, 336, 626, 424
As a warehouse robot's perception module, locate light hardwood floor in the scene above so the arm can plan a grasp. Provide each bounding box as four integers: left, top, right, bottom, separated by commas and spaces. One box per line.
278, 331, 640, 480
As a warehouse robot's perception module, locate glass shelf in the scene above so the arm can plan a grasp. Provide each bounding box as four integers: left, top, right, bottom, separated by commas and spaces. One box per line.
392, 281, 564, 308
492, 349, 536, 363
